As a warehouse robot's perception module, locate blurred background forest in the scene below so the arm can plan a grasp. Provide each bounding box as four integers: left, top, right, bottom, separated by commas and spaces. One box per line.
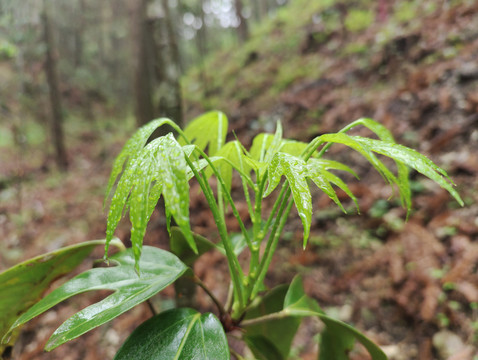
1, 0, 478, 359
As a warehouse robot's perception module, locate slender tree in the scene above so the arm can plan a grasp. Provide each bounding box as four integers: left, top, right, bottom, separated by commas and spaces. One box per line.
42, 0, 68, 171
234, 0, 249, 43
129, 0, 155, 127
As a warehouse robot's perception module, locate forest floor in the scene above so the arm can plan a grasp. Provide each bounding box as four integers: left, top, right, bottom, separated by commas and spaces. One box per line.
2, 1, 478, 359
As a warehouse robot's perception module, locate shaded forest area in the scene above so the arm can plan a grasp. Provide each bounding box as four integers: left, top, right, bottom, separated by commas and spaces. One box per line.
1, 0, 478, 359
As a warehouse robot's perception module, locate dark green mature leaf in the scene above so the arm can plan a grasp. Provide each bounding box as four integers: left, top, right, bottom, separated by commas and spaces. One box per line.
0, 240, 121, 349
180, 111, 228, 156
283, 277, 387, 360
264, 152, 312, 246
244, 285, 301, 360
114, 308, 229, 360
10, 246, 187, 351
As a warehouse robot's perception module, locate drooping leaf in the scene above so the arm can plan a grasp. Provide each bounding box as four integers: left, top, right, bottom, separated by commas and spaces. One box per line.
180, 111, 228, 156
107, 133, 196, 270
114, 308, 229, 360
351, 136, 463, 206
344, 118, 411, 211
105, 118, 175, 204
169, 227, 215, 266
243, 285, 301, 360
0, 239, 122, 350
283, 276, 387, 360
10, 246, 187, 351
264, 152, 312, 247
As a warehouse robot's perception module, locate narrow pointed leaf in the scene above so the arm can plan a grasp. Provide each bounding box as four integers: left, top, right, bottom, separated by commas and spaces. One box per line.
105, 118, 174, 204
156, 134, 195, 255
114, 308, 229, 360
180, 111, 228, 156
0, 240, 121, 349
10, 246, 187, 351
345, 118, 411, 210
265, 152, 312, 247
352, 136, 463, 206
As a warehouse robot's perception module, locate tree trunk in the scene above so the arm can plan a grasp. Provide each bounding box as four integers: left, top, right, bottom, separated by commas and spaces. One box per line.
234, 0, 249, 44
42, 0, 68, 171
159, 0, 183, 127
129, 0, 155, 127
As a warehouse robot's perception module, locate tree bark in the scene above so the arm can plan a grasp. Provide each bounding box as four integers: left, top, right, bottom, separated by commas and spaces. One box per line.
234, 0, 249, 43
42, 0, 68, 171
129, 0, 155, 127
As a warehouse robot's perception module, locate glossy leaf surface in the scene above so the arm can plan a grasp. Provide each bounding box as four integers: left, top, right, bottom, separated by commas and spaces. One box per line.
114, 308, 229, 360
106, 133, 195, 270
10, 246, 187, 351
169, 227, 215, 266
0, 240, 116, 348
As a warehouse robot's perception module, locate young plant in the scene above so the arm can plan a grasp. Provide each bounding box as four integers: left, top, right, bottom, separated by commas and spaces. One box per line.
2, 111, 462, 359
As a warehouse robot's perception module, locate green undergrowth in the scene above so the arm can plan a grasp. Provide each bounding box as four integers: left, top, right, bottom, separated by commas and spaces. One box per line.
182, 0, 460, 114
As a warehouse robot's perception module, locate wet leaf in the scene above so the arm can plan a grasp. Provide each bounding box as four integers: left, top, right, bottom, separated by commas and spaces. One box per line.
264, 152, 312, 247
10, 246, 187, 351
106, 133, 195, 270
0, 240, 120, 349
114, 308, 229, 360
169, 227, 215, 266
180, 111, 228, 156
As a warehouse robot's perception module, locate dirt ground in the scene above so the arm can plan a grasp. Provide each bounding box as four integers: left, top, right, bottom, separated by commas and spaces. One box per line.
1, 1, 478, 359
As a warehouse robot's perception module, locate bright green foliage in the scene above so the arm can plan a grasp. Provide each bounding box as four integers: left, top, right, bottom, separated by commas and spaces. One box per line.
3, 111, 462, 359
10, 246, 187, 351
114, 308, 229, 360
0, 239, 121, 351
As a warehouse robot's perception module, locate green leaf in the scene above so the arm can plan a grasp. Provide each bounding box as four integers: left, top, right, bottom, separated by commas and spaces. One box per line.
206, 141, 250, 193
0, 240, 121, 350
105, 118, 174, 204
345, 118, 411, 211
180, 111, 228, 156
114, 308, 229, 360
283, 277, 387, 360
319, 322, 355, 360
318, 315, 387, 360
264, 152, 312, 247
305, 160, 358, 212
10, 246, 187, 351
244, 285, 301, 360
169, 227, 215, 266
215, 232, 248, 257
352, 136, 463, 206
107, 133, 196, 271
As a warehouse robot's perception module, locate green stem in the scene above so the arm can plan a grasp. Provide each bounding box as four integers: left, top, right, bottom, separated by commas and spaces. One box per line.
184, 156, 245, 308
240, 309, 291, 327
193, 275, 227, 317
251, 193, 293, 298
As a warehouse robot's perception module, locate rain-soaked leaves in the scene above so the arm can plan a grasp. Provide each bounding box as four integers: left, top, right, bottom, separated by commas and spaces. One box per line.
106, 133, 195, 270
0, 240, 122, 351
10, 246, 187, 351
114, 308, 229, 360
